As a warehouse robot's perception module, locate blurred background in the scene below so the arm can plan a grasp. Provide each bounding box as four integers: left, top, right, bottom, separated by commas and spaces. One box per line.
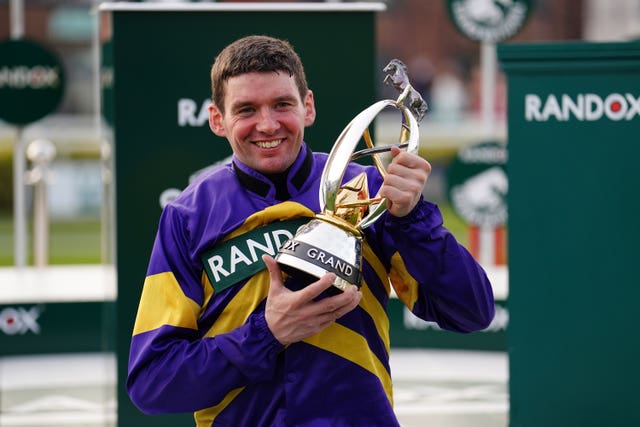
0, 0, 638, 264
1, 1, 639, 426
1, 0, 638, 266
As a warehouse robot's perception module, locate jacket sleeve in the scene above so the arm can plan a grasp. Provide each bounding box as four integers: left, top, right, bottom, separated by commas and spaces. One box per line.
126, 205, 284, 414
371, 199, 495, 332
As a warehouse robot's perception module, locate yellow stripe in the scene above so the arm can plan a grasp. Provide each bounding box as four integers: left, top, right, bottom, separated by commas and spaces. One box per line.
358, 282, 391, 354
362, 242, 391, 295
359, 243, 391, 354
193, 206, 311, 420
194, 387, 244, 426
389, 252, 419, 309
132, 272, 200, 336
223, 202, 314, 242
204, 271, 270, 337
303, 323, 394, 405
201, 270, 214, 309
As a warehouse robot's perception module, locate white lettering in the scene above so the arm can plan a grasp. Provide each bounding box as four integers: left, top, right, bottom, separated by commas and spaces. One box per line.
525, 94, 542, 121
541, 94, 562, 121
229, 245, 252, 273
206, 227, 301, 283
273, 230, 294, 249
525, 92, 640, 122
561, 94, 584, 121
625, 93, 640, 120
585, 93, 603, 121
246, 233, 275, 261
0, 307, 41, 335
178, 98, 197, 126
283, 240, 299, 252
0, 66, 59, 89
177, 98, 210, 127
207, 255, 229, 283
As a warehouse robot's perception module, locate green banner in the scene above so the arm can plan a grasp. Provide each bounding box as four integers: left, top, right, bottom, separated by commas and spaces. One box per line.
388, 299, 507, 351
0, 39, 65, 125
0, 302, 115, 356
499, 41, 640, 427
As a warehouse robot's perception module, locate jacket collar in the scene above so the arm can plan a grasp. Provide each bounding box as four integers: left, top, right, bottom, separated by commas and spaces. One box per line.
232, 143, 313, 200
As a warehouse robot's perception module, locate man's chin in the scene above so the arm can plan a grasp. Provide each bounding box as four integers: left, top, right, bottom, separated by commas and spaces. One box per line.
255, 160, 290, 175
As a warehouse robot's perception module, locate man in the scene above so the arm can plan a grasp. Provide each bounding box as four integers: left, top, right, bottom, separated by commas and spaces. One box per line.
127, 35, 494, 426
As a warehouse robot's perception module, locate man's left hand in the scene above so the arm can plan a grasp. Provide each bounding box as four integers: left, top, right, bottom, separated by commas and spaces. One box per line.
379, 145, 431, 218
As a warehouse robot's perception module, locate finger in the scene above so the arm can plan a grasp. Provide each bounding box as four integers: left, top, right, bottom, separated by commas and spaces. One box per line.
262, 254, 285, 294
312, 286, 362, 320
298, 272, 337, 302
389, 151, 430, 174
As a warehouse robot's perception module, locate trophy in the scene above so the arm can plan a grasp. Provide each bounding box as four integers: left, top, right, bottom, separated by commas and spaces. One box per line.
275, 59, 428, 291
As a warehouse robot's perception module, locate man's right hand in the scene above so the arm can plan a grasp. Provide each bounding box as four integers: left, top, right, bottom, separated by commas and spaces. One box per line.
262, 254, 362, 346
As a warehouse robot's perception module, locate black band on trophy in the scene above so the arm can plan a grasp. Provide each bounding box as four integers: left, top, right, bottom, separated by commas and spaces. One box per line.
279, 239, 361, 285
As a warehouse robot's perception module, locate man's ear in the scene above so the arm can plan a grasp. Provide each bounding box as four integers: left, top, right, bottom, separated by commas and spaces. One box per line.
209, 103, 226, 137
304, 90, 316, 127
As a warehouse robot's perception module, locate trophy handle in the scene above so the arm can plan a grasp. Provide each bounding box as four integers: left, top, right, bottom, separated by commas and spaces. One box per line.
320, 99, 420, 229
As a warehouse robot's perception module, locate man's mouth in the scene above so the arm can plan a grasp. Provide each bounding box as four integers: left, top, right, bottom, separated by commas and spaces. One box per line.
255, 139, 283, 149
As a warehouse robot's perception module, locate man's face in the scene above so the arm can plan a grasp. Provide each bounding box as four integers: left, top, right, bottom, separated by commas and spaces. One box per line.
209, 71, 316, 175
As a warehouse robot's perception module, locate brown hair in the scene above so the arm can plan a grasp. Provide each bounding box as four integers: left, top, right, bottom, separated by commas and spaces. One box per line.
210, 35, 309, 113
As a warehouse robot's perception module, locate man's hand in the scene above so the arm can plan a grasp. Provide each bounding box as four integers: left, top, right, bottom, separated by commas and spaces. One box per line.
379, 145, 431, 217
262, 254, 362, 346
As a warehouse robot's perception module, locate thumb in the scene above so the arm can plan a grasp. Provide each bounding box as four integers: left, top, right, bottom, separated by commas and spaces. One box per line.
262, 254, 285, 295
389, 145, 402, 158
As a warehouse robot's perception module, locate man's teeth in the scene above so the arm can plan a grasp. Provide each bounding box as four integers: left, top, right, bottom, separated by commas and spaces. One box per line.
256, 140, 282, 149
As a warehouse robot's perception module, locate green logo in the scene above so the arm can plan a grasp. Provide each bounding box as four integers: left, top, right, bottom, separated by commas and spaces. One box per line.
447, 0, 531, 42
0, 39, 65, 125
447, 141, 508, 226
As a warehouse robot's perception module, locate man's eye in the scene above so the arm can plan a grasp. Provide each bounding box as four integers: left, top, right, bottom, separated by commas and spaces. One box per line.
237, 107, 254, 115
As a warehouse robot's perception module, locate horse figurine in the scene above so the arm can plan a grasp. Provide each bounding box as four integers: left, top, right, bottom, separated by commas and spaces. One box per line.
383, 59, 429, 122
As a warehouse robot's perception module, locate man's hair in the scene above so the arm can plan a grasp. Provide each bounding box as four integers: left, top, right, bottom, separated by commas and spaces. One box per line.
210, 35, 309, 112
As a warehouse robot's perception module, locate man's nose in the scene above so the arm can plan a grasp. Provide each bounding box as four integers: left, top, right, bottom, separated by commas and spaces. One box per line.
256, 109, 279, 133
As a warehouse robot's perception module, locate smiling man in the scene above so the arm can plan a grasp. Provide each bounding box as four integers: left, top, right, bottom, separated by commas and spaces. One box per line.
126, 35, 495, 427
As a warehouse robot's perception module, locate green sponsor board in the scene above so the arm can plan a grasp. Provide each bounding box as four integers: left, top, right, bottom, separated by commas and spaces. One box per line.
388, 299, 507, 351
0, 302, 115, 356
0, 39, 65, 125
102, 3, 382, 425
499, 42, 640, 427
447, 141, 507, 227
446, 0, 531, 43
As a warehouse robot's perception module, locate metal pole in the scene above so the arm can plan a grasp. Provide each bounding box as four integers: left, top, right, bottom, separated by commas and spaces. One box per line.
32, 169, 49, 267
13, 134, 28, 267
10, 0, 25, 39
10, 0, 26, 266
26, 139, 57, 268
479, 40, 497, 267
481, 41, 496, 138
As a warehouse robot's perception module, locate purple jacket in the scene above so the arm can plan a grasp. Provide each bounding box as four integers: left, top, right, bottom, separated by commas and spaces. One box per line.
127, 143, 494, 426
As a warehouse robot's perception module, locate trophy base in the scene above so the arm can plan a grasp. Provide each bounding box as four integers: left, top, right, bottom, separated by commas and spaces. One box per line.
276, 253, 355, 293
275, 218, 363, 291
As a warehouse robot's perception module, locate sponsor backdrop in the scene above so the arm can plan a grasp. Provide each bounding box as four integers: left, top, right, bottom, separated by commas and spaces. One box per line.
499, 41, 640, 427
103, 3, 382, 426
0, 38, 65, 125
0, 303, 114, 355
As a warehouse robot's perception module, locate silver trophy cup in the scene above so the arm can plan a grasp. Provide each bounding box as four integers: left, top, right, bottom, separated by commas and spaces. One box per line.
275, 59, 428, 291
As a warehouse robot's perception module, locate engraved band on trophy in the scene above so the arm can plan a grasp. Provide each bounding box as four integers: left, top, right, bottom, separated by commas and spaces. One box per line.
275, 59, 428, 291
